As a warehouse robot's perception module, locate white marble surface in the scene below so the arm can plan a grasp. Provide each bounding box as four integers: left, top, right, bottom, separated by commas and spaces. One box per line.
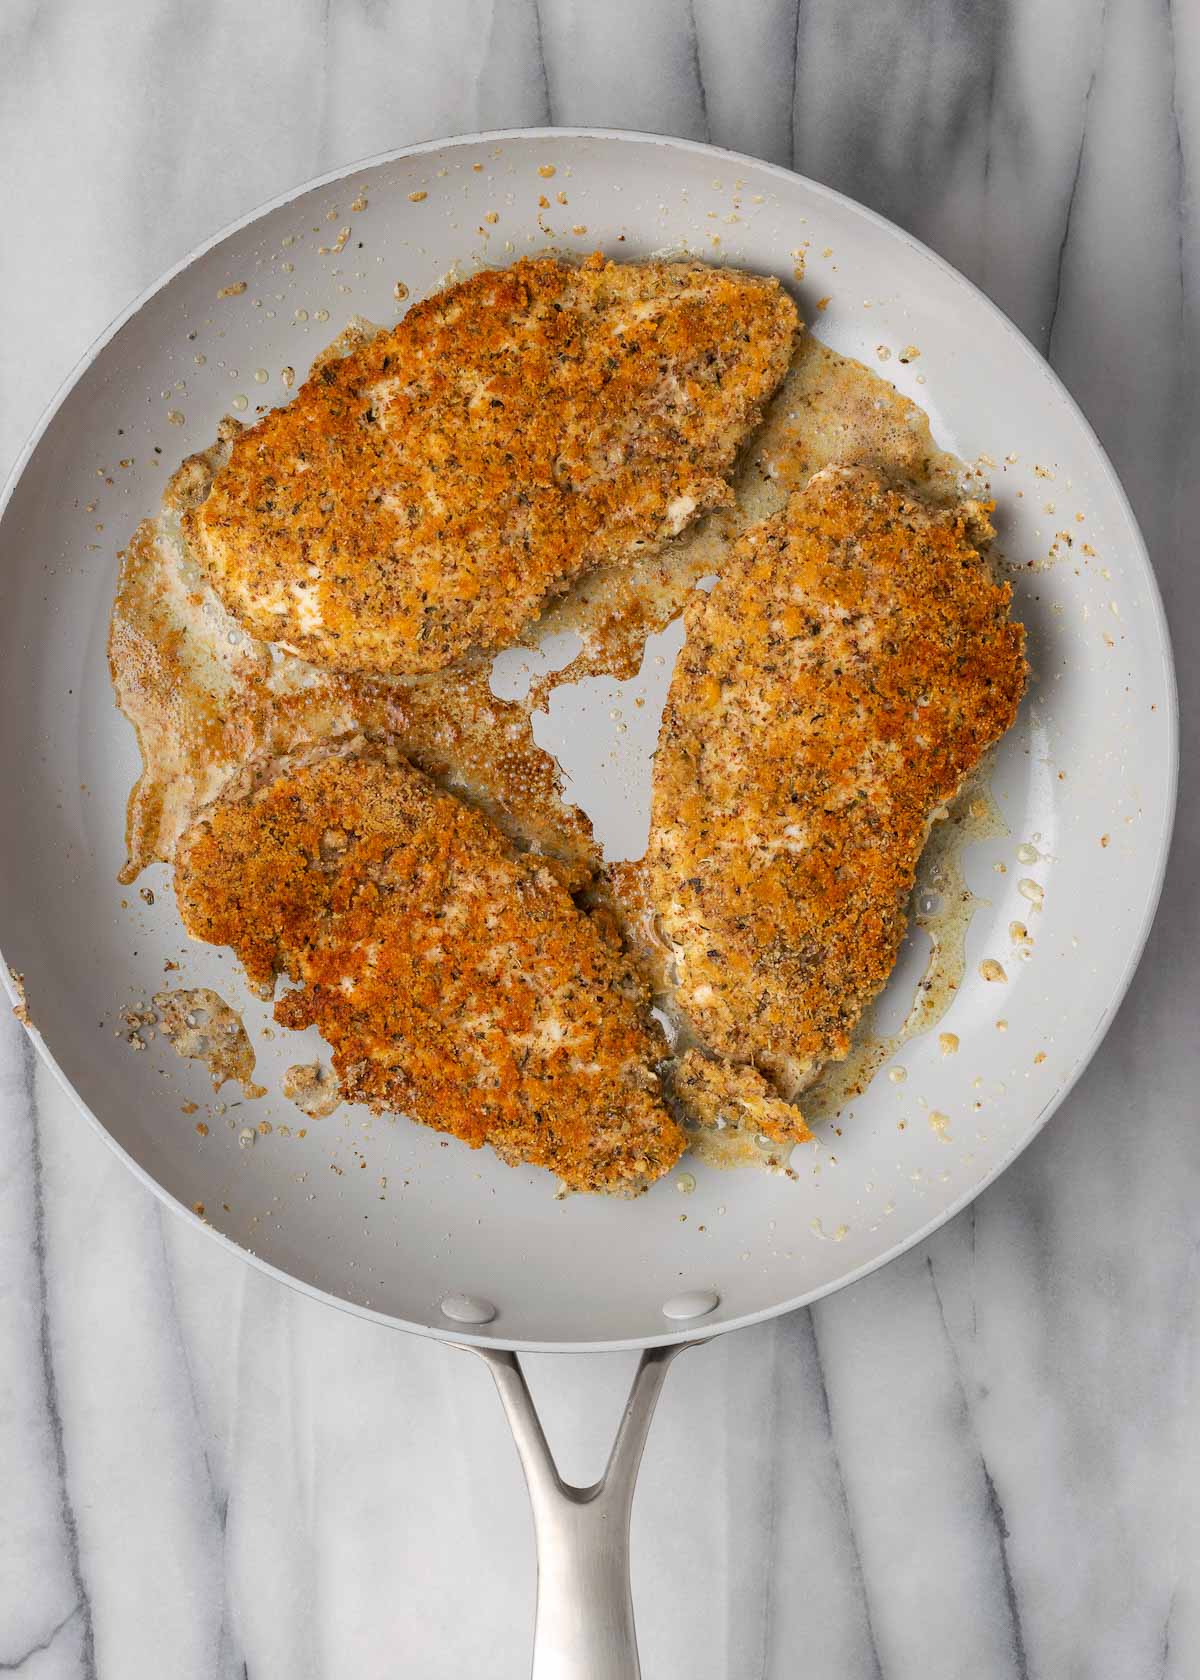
1, 2, 1197, 1675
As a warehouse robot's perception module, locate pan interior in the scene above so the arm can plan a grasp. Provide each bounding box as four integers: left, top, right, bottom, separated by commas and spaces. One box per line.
0, 132, 1175, 1348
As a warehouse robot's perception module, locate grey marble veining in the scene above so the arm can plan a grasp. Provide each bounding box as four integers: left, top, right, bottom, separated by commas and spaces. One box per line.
1, 2, 1198, 1676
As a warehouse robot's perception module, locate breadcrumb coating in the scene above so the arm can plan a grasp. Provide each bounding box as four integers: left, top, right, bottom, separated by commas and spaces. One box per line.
187, 254, 798, 675
174, 743, 685, 1193
668, 1048, 812, 1145
646, 468, 1028, 1093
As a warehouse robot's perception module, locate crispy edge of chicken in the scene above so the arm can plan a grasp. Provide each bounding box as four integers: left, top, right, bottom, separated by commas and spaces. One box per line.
668, 1048, 813, 1146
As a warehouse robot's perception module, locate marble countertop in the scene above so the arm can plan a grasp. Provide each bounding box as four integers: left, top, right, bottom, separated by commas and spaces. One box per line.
2, 3, 1197, 1676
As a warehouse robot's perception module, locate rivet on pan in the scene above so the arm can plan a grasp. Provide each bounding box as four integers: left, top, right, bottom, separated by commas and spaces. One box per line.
440, 1292, 498, 1326
661, 1289, 720, 1322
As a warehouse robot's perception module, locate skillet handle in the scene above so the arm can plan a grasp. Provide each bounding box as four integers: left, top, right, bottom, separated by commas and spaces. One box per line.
469, 1344, 689, 1680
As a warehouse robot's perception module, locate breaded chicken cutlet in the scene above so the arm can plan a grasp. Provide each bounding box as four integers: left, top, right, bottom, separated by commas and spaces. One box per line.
645, 467, 1028, 1095
173, 742, 685, 1194
186, 254, 798, 676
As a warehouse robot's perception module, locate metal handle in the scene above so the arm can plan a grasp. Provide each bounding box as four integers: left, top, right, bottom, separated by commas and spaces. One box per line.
468, 1343, 690, 1680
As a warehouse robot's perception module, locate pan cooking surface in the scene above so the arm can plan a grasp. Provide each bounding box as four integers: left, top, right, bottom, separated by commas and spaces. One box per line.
0, 132, 1176, 1348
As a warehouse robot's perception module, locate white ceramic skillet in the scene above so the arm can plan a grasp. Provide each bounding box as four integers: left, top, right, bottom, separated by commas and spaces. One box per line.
0, 131, 1177, 1677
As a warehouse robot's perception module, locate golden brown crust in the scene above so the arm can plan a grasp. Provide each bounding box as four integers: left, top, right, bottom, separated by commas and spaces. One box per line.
668, 1049, 811, 1145
646, 468, 1028, 1086
186, 255, 798, 675
174, 742, 685, 1193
